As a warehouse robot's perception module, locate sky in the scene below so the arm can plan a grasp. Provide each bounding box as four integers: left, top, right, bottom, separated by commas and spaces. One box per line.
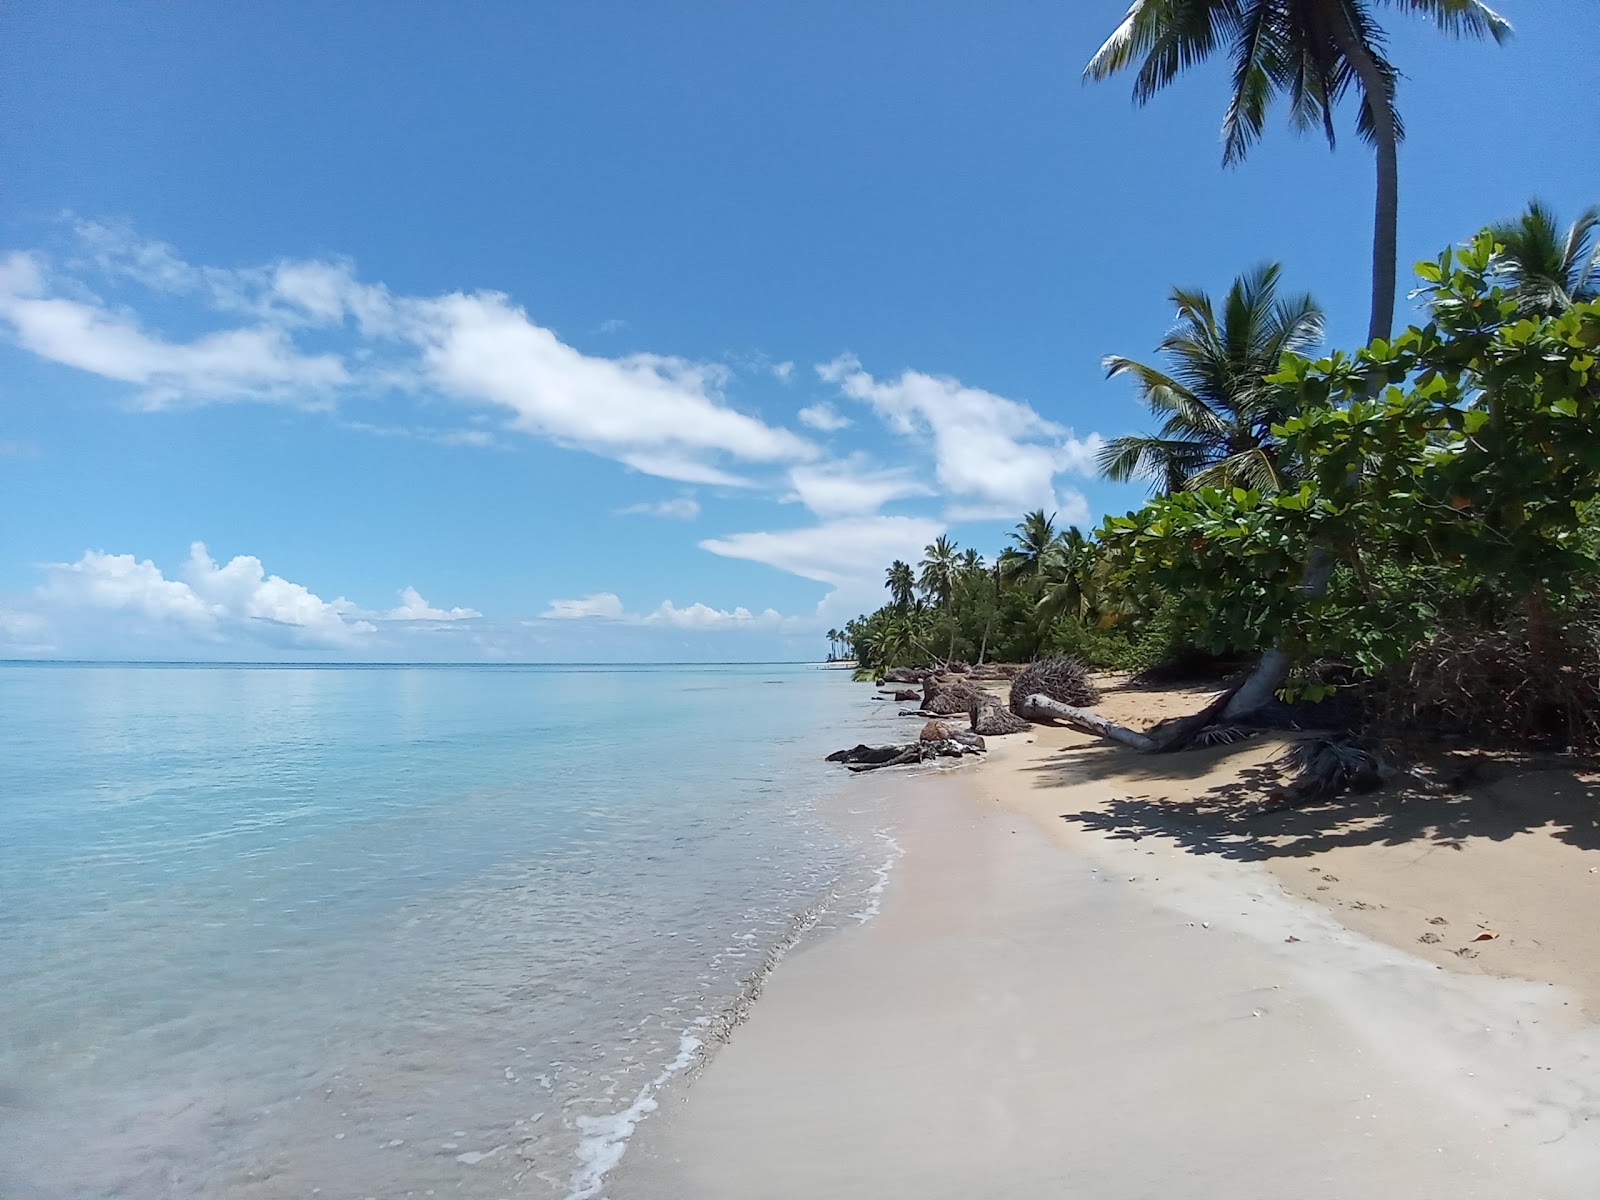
1, 1, 1596, 662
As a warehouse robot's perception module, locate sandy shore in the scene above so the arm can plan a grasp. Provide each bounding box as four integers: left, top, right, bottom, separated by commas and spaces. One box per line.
614, 683, 1600, 1198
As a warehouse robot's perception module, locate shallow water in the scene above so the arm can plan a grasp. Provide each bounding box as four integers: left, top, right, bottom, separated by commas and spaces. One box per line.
0, 662, 904, 1199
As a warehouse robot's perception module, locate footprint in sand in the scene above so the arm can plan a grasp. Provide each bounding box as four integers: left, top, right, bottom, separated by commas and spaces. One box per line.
1428, 916, 1449, 926
1419, 932, 1443, 944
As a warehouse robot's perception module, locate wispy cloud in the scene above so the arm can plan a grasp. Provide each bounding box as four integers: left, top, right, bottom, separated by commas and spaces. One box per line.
537, 592, 783, 629
615, 497, 701, 520
796, 401, 851, 432
0, 224, 818, 486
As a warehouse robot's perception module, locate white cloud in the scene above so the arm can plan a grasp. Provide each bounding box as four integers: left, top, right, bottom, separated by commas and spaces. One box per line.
0, 253, 348, 409
595, 318, 629, 334
409, 295, 816, 482
617, 452, 753, 488
772, 361, 796, 383
786, 457, 933, 518
818, 354, 1102, 517
1, 229, 819, 486
539, 592, 627, 620
615, 497, 701, 520
700, 514, 944, 589
387, 586, 481, 621
797, 401, 851, 432
536, 591, 783, 631
643, 600, 782, 629
37, 542, 376, 648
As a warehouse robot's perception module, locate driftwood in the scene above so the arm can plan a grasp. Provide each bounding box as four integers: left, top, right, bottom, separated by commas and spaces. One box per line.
826, 736, 986, 773
1017, 681, 1247, 754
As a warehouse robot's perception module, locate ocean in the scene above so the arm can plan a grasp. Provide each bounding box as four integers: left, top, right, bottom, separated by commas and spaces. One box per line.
0, 662, 905, 1199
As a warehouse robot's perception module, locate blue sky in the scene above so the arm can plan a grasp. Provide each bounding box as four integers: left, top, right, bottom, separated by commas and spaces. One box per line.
1, 1, 1595, 662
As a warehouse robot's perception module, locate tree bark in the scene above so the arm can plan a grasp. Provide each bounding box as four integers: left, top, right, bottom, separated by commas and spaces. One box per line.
1221, 546, 1336, 720
1326, 7, 1400, 344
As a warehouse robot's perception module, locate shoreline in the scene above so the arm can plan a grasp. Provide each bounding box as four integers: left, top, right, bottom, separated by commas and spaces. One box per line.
613, 679, 1600, 1198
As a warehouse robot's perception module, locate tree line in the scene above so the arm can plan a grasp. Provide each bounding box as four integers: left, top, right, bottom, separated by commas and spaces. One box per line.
834, 1, 1600, 750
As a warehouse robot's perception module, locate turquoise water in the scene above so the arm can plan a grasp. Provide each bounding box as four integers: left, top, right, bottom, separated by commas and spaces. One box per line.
0, 663, 900, 1199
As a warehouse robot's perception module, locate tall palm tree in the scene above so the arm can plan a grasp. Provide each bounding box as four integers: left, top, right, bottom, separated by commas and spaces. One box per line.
919, 535, 961, 662
1489, 200, 1600, 317
884, 560, 916, 610
1086, 1, 1511, 344
1098, 263, 1324, 493
997, 510, 1058, 591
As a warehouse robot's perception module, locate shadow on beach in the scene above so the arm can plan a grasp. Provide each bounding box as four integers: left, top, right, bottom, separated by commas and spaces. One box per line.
1024, 735, 1600, 862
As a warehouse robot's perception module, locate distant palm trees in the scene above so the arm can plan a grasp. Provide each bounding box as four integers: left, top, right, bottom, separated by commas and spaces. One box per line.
1086, 0, 1510, 345
1098, 263, 1324, 494
1489, 200, 1600, 317
919, 535, 960, 662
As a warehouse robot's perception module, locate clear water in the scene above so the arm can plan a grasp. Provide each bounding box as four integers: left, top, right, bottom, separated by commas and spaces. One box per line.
0, 663, 903, 1199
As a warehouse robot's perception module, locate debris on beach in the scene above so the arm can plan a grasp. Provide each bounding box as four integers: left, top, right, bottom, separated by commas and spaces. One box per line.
825, 735, 986, 773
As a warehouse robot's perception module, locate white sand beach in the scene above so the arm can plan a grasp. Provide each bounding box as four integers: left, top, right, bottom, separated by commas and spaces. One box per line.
615, 687, 1600, 1199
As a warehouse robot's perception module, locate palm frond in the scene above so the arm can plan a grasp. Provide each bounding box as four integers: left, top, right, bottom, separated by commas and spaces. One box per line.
1383, 0, 1512, 43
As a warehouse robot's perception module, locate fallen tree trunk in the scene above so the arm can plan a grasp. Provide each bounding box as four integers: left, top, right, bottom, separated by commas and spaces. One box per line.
1015, 694, 1157, 752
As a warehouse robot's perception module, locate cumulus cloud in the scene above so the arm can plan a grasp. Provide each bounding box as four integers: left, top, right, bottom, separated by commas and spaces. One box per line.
786, 457, 933, 518
539, 593, 627, 620
643, 600, 782, 629
38, 542, 376, 648
817, 354, 1102, 517
386, 586, 481, 621
615, 497, 701, 520
796, 402, 851, 432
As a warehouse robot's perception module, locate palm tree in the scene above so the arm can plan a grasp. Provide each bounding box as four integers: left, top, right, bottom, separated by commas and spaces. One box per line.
825, 627, 840, 660
1489, 200, 1600, 317
997, 510, 1058, 592
884, 560, 916, 610
1098, 263, 1324, 493
1085, 1, 1511, 344
919, 535, 961, 663
1035, 527, 1097, 628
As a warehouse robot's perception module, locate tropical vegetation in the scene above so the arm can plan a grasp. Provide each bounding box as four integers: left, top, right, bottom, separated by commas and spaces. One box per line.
837, 201, 1600, 753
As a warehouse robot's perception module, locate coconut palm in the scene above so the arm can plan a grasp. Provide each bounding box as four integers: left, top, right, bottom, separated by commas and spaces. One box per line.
997, 510, 1058, 591
1098, 263, 1324, 494
884, 560, 916, 610
919, 535, 961, 662
1488, 200, 1600, 317
1086, 0, 1511, 344
1035, 527, 1097, 628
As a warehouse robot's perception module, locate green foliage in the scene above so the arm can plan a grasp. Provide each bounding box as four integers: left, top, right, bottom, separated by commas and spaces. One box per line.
1095, 231, 1600, 700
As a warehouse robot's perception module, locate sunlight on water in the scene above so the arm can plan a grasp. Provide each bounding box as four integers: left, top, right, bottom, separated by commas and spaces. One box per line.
0, 663, 903, 1199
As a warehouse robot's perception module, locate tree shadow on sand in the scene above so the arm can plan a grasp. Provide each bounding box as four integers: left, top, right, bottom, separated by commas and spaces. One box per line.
1028, 736, 1600, 862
